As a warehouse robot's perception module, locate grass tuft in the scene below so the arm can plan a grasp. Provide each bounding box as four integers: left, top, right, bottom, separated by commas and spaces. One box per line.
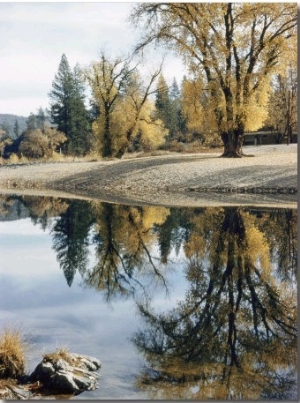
43, 348, 74, 366
0, 328, 26, 378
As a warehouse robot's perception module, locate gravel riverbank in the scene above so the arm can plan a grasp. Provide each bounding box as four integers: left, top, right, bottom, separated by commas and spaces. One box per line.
0, 144, 297, 207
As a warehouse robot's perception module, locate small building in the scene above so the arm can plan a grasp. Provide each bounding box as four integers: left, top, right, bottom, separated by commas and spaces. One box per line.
243, 131, 297, 145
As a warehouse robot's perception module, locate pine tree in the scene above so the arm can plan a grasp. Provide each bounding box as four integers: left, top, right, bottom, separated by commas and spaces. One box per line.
69, 64, 91, 155
26, 113, 37, 131
155, 75, 172, 139
155, 75, 184, 141
49, 54, 90, 156
13, 119, 20, 139
36, 107, 47, 131
169, 77, 184, 140
155, 75, 170, 122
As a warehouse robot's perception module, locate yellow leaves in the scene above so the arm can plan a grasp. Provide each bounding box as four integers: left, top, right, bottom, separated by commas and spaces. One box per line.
44, 127, 67, 150
113, 97, 167, 153
184, 234, 205, 260
242, 88, 270, 132
139, 120, 167, 151
133, 2, 296, 145
243, 212, 271, 273
245, 227, 269, 266
87, 61, 119, 104
142, 206, 170, 230
85, 55, 167, 156
22, 196, 69, 219
181, 78, 204, 133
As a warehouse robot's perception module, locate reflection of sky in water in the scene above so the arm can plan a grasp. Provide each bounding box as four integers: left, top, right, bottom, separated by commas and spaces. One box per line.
0, 204, 297, 400
0, 218, 188, 399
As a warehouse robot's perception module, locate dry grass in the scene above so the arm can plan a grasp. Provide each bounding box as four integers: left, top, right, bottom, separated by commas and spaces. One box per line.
43, 348, 74, 366
0, 143, 222, 166
0, 329, 26, 378
0, 151, 104, 166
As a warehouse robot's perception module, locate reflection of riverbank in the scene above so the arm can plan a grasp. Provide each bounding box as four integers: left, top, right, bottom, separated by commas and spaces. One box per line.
0, 188, 297, 209
0, 145, 297, 208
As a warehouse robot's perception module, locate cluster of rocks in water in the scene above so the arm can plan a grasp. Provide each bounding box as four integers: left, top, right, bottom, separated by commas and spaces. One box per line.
0, 350, 101, 400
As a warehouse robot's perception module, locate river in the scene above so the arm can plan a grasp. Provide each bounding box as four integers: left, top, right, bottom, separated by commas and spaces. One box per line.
0, 194, 297, 400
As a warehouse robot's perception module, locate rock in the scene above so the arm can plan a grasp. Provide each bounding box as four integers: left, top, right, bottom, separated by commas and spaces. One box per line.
29, 350, 101, 395
0, 380, 31, 400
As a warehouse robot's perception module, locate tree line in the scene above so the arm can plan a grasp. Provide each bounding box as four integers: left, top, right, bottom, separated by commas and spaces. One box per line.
0, 3, 297, 160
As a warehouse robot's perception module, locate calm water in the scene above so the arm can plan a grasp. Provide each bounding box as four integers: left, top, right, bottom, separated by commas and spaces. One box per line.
0, 195, 297, 400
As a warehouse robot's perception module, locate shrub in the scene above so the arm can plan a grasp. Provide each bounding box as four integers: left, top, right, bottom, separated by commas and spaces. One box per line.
0, 329, 26, 378
165, 141, 186, 152
203, 133, 223, 148
7, 153, 19, 164
18, 129, 49, 159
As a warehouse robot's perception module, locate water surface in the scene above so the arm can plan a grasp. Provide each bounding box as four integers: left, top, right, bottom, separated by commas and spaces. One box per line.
0, 195, 297, 400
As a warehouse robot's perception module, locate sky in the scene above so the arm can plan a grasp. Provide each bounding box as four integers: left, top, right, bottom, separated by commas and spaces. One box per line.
0, 2, 185, 117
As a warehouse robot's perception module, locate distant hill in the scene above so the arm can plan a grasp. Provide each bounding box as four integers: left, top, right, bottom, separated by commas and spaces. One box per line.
0, 113, 28, 139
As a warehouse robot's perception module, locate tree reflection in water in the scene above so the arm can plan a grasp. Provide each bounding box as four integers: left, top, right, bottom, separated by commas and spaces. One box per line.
82, 202, 170, 299
133, 208, 297, 400
51, 200, 94, 286
0, 195, 297, 399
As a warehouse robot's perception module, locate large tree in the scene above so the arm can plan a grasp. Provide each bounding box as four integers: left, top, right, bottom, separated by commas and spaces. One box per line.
85, 53, 166, 157
131, 3, 297, 157
114, 69, 167, 156
49, 54, 90, 156
84, 53, 137, 157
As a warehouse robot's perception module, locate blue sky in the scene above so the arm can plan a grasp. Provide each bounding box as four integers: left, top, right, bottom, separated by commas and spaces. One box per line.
0, 2, 185, 117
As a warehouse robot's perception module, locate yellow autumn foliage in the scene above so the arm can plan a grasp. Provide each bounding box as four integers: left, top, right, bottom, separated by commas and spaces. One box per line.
142, 206, 170, 230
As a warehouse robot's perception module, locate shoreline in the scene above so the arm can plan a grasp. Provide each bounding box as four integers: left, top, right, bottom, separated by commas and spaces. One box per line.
0, 145, 297, 208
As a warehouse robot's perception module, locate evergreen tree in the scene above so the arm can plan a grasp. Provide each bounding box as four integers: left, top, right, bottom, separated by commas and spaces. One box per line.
169, 77, 184, 140
13, 119, 20, 139
26, 113, 37, 131
36, 107, 47, 131
155, 75, 183, 141
155, 74, 171, 134
0, 121, 11, 137
49, 54, 90, 156
170, 77, 180, 100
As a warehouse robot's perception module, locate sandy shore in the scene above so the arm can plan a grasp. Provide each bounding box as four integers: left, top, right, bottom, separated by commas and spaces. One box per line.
0, 144, 297, 207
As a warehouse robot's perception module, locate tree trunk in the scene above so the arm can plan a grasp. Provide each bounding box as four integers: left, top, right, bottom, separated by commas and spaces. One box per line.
220, 129, 244, 158
220, 87, 245, 158
102, 108, 112, 158
115, 115, 139, 159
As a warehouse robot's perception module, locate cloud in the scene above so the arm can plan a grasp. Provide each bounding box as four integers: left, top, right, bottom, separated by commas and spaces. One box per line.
0, 2, 184, 116
0, 3, 136, 60
0, 3, 137, 115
